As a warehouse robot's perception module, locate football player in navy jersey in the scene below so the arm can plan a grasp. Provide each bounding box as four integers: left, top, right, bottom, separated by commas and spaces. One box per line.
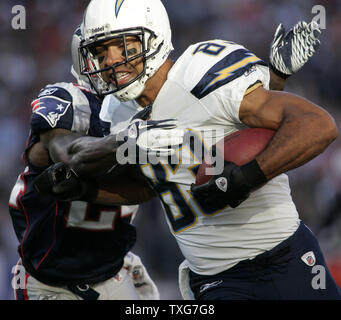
34, 0, 340, 300
8, 25, 164, 300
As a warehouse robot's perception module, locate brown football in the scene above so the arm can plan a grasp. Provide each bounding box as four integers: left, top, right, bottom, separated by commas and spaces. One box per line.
195, 128, 275, 185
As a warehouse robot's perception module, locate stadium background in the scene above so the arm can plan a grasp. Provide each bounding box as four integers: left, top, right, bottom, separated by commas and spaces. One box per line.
0, 0, 340, 299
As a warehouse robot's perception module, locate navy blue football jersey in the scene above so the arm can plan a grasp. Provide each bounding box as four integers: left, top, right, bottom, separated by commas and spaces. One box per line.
9, 82, 136, 286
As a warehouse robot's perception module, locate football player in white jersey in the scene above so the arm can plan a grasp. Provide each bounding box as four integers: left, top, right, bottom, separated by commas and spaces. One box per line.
9, 25, 162, 300
37, 0, 340, 299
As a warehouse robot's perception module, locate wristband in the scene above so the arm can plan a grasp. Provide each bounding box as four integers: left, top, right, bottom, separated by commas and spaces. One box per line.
269, 64, 290, 80
240, 160, 267, 189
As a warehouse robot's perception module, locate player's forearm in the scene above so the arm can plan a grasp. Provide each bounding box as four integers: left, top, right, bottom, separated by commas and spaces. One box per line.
94, 189, 136, 205
96, 185, 156, 205
269, 69, 287, 91
40, 129, 84, 164
256, 97, 338, 180
95, 165, 157, 205
68, 135, 120, 177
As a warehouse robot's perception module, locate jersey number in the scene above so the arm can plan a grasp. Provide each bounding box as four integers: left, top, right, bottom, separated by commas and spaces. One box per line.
141, 131, 220, 233
65, 202, 121, 231
192, 41, 235, 56
9, 169, 28, 209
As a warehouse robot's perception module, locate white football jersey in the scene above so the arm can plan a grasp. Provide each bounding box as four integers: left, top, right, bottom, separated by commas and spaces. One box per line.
100, 94, 142, 134
104, 40, 301, 275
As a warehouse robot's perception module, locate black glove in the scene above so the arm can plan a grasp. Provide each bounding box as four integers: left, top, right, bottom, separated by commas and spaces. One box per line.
34, 162, 99, 202
191, 160, 267, 211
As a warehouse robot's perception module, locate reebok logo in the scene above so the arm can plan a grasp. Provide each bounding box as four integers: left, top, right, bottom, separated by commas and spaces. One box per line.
215, 177, 228, 192
199, 280, 223, 293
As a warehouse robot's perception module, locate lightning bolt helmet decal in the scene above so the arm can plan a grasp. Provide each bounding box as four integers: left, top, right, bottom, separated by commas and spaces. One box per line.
115, 0, 126, 17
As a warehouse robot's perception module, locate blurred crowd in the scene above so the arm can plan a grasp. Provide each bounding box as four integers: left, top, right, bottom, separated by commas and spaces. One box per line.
0, 0, 340, 299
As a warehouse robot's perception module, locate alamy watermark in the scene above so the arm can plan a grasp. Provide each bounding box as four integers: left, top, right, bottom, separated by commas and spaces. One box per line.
311, 265, 326, 290
312, 5, 326, 29
11, 264, 25, 290
11, 262, 328, 291
11, 5, 26, 30
115, 128, 226, 175
10, 4, 327, 31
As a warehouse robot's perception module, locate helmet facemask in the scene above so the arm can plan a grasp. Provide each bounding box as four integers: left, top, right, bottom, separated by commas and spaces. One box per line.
79, 27, 163, 100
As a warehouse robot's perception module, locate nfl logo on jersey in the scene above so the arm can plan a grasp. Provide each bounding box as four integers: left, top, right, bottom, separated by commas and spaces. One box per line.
301, 251, 316, 266
127, 123, 138, 139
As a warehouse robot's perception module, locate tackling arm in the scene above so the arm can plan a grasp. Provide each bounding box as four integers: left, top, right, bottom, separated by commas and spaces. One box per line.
27, 128, 84, 169
97, 165, 157, 205
34, 130, 155, 205
39, 128, 84, 164
67, 134, 119, 177
34, 118, 175, 204
65, 117, 182, 178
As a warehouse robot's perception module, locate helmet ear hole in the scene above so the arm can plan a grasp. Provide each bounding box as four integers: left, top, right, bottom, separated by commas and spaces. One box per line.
71, 24, 92, 88
151, 39, 159, 50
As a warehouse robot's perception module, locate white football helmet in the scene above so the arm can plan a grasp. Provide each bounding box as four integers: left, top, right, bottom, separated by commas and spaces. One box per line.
79, 0, 173, 101
71, 24, 92, 88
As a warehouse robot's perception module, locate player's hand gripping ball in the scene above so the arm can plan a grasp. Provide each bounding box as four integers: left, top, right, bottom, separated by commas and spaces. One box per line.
191, 128, 275, 211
